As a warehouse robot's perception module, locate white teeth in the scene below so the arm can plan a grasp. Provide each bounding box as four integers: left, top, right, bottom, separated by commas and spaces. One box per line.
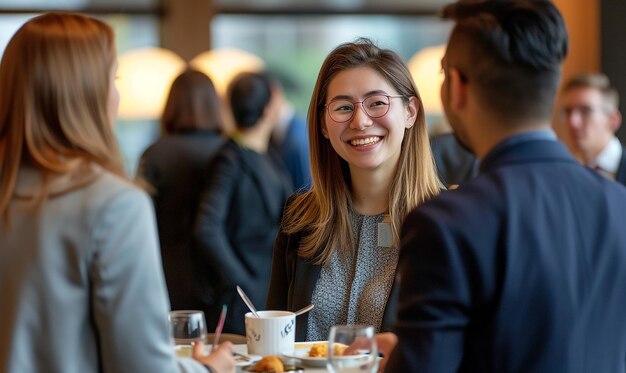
350, 136, 380, 146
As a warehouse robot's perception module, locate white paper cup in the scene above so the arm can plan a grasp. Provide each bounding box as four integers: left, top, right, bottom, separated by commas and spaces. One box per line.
245, 310, 296, 355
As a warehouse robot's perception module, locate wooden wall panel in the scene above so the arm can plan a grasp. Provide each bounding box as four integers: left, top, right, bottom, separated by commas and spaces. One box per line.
553, 0, 600, 83
161, 0, 214, 62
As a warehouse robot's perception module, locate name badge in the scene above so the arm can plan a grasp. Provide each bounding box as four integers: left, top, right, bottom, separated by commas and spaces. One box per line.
377, 214, 392, 248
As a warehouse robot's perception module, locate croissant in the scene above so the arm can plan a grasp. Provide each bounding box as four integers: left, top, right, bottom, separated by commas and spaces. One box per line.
250, 355, 284, 372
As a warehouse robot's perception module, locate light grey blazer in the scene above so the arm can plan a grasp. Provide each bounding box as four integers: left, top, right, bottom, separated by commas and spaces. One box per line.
0, 165, 207, 373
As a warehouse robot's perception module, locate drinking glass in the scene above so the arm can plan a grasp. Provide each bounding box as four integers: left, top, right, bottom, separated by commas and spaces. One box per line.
327, 325, 378, 373
169, 310, 207, 357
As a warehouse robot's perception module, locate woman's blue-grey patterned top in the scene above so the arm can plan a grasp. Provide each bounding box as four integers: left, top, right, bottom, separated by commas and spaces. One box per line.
306, 210, 399, 341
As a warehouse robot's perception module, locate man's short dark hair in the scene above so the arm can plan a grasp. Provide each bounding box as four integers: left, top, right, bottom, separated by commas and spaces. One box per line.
229, 72, 272, 129
442, 0, 568, 122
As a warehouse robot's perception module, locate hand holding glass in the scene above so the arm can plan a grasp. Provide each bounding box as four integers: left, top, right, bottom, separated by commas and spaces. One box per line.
327, 325, 378, 373
169, 310, 207, 357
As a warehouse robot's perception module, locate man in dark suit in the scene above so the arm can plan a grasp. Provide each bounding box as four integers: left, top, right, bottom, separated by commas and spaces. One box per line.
384, 1, 626, 372
556, 73, 626, 184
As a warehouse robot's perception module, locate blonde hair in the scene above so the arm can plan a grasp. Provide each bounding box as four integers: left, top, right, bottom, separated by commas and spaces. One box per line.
282, 38, 441, 265
0, 12, 124, 225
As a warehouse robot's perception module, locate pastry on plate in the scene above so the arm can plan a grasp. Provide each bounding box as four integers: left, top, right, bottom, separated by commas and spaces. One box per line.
248, 355, 284, 372
308, 342, 347, 357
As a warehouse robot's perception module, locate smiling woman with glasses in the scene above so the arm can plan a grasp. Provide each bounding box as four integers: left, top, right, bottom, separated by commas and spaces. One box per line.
266, 38, 442, 342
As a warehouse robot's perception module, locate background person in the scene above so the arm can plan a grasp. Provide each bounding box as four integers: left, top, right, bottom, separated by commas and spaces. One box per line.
269, 71, 312, 192
137, 69, 226, 315
556, 73, 625, 183
266, 38, 441, 341
0, 13, 233, 373
386, 1, 626, 372
429, 131, 478, 188
194, 72, 292, 335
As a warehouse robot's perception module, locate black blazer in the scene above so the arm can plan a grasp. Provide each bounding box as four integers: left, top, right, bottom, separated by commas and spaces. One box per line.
430, 132, 479, 187
137, 130, 225, 312
266, 196, 399, 342
195, 139, 292, 335
387, 138, 626, 372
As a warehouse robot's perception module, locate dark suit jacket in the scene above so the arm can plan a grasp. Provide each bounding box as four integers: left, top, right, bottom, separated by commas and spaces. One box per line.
137, 130, 225, 312
266, 196, 399, 341
387, 138, 626, 372
195, 139, 292, 335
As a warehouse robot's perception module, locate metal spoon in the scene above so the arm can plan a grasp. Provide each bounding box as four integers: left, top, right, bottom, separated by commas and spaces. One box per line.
236, 285, 260, 318
294, 304, 314, 316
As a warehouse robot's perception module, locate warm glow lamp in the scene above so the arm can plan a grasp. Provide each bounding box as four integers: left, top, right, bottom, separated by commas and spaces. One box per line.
189, 48, 265, 97
117, 47, 186, 120
407, 44, 447, 116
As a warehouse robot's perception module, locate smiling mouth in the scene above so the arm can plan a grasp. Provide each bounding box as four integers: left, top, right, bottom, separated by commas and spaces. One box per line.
350, 136, 382, 147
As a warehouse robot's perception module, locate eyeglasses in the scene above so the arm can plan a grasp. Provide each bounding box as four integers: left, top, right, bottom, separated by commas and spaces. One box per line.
324, 94, 406, 123
559, 105, 611, 121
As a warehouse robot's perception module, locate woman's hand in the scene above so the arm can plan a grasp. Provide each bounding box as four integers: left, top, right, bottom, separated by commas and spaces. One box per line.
193, 341, 236, 373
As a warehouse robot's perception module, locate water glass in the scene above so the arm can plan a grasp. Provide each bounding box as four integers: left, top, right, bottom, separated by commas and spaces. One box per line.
327, 325, 378, 373
169, 310, 207, 357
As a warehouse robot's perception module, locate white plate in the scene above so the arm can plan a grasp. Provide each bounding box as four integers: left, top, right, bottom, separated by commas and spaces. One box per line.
282, 341, 371, 368
281, 341, 328, 367
235, 353, 262, 372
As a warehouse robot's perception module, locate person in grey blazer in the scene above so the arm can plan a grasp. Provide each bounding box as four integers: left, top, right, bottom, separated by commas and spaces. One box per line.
0, 13, 233, 373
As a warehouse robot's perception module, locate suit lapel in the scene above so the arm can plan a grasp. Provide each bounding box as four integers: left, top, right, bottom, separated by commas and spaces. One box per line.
291, 257, 321, 341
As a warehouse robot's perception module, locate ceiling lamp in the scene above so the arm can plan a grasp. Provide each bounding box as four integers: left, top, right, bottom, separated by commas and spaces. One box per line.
190, 47, 265, 97
407, 44, 447, 116
117, 47, 186, 120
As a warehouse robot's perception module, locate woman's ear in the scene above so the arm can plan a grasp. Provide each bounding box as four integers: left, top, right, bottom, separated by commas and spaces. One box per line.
321, 124, 329, 139
404, 96, 419, 129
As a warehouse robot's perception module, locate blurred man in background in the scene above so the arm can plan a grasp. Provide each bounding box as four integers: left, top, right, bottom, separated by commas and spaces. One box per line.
556, 73, 625, 184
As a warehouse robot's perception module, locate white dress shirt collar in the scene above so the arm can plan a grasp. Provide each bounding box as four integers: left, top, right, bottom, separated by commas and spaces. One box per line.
590, 136, 622, 178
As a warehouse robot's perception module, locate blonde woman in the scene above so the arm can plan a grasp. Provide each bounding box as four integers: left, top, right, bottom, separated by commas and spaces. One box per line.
266, 38, 441, 341
0, 13, 233, 372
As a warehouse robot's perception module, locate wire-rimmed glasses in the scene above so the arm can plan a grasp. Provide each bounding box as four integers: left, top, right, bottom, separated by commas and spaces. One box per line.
324, 94, 406, 123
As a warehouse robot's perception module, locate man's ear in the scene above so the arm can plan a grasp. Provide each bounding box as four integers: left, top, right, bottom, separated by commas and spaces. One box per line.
448, 67, 468, 111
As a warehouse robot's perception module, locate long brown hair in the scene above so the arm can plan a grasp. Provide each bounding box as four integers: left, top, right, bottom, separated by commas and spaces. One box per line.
282, 38, 441, 265
0, 12, 123, 226
161, 68, 223, 135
